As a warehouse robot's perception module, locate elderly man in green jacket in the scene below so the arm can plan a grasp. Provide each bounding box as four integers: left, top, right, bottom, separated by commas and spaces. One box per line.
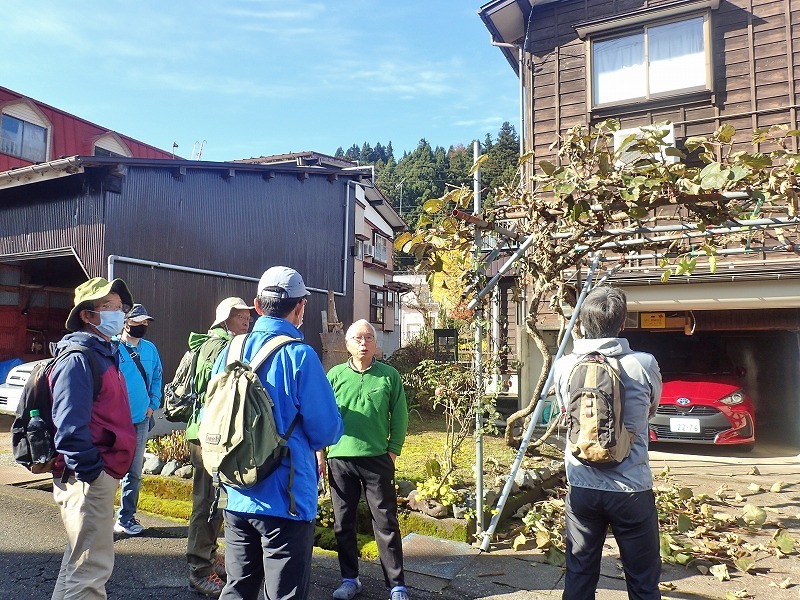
325, 319, 409, 600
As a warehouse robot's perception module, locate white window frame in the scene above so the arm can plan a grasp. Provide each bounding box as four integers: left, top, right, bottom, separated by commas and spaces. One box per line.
582, 2, 716, 110
373, 232, 390, 265
1, 112, 49, 163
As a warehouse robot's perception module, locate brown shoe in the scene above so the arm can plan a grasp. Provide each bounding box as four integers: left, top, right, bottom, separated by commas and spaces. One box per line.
189, 572, 225, 598
212, 554, 227, 581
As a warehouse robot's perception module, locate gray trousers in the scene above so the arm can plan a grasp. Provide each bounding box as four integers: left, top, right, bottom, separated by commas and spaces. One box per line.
328, 454, 405, 588
187, 443, 224, 576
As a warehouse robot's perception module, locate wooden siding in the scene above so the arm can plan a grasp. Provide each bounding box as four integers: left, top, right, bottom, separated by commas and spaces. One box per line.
524, 0, 800, 163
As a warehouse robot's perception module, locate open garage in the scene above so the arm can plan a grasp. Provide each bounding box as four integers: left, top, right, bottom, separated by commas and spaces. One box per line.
622, 278, 800, 446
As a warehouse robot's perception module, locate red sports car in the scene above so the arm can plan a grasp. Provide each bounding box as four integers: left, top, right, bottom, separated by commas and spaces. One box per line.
649, 373, 755, 447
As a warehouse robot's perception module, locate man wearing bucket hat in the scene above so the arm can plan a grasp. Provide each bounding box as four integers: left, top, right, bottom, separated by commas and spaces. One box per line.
212, 266, 343, 600
115, 304, 163, 536
186, 297, 253, 597
50, 277, 138, 599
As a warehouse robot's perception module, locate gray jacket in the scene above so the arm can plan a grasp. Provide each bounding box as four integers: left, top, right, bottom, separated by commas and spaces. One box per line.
554, 337, 662, 492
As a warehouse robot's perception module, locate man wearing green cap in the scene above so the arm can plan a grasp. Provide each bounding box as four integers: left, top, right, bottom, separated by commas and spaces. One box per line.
50, 277, 138, 600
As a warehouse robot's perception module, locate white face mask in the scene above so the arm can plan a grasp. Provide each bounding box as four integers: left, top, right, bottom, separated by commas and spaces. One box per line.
90, 310, 126, 338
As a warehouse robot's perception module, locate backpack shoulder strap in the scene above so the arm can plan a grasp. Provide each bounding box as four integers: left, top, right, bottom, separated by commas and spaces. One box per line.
225, 334, 249, 367
55, 344, 102, 401
247, 335, 301, 372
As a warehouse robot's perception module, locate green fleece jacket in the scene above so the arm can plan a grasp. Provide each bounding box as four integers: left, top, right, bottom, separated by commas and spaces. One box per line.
326, 360, 408, 458
188, 327, 231, 403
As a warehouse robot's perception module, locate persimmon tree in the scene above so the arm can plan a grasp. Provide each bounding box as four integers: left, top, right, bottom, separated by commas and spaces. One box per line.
395, 120, 800, 445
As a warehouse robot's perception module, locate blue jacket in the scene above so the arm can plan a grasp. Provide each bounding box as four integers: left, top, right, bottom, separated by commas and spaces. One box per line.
49, 332, 137, 482
212, 316, 343, 522
554, 337, 662, 493
118, 339, 163, 424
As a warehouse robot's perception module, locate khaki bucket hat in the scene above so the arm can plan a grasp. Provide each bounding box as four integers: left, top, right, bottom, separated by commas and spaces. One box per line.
65, 277, 133, 332
211, 297, 254, 329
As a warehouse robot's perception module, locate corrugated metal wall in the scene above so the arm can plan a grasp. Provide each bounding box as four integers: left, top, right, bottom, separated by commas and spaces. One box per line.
0, 174, 106, 276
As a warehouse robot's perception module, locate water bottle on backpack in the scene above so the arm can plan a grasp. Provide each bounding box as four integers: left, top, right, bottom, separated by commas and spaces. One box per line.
26, 409, 55, 464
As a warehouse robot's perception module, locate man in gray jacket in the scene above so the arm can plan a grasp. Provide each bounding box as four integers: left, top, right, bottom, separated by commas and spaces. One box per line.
554, 286, 662, 600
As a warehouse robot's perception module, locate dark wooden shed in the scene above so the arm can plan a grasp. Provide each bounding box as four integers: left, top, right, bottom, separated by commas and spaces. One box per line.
0, 155, 361, 379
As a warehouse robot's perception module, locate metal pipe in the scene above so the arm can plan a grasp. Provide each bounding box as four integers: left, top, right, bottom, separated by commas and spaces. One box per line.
554, 216, 800, 240
467, 232, 538, 310
473, 140, 485, 535
479, 253, 602, 552
602, 244, 796, 263
107, 255, 336, 295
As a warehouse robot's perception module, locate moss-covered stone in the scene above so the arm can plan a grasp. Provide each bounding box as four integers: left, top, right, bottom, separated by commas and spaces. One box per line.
398, 510, 471, 542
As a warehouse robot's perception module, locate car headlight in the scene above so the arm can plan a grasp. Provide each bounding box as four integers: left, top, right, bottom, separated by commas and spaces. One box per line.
719, 390, 745, 405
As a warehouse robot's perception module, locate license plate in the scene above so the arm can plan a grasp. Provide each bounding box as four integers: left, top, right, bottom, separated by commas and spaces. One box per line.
670, 417, 701, 433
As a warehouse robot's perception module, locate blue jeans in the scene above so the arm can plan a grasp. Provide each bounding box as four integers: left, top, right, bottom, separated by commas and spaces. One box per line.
117, 419, 149, 524
564, 486, 661, 600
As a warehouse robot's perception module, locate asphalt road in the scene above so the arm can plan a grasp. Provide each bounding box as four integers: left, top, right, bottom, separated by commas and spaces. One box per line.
0, 481, 466, 600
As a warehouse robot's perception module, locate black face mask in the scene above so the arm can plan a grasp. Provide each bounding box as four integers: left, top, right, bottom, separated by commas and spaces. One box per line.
127, 324, 148, 339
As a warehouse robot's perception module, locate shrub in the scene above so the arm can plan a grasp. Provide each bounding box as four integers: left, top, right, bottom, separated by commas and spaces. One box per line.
146, 429, 190, 463
386, 333, 435, 411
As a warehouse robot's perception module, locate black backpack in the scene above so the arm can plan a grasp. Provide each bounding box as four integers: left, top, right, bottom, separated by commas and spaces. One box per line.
162, 349, 200, 422
10, 345, 101, 473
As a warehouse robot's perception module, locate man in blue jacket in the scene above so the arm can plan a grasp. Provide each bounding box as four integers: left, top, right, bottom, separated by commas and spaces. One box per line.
50, 277, 138, 600
213, 266, 343, 600
115, 303, 163, 536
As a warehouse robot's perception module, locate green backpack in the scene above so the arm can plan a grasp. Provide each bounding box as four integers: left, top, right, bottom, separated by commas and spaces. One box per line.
199, 333, 301, 515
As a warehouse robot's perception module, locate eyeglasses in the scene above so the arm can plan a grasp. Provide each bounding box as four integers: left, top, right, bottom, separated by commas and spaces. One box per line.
349, 335, 375, 343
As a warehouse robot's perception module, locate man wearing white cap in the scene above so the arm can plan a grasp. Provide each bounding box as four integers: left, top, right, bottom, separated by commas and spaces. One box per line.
115, 304, 163, 536
213, 266, 343, 600
187, 297, 253, 597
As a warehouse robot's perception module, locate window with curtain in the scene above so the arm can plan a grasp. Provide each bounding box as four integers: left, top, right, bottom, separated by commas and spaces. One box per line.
592, 15, 707, 106
0, 114, 47, 162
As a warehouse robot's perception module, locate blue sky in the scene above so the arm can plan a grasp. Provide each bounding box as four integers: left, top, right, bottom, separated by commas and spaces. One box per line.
2, 1, 519, 162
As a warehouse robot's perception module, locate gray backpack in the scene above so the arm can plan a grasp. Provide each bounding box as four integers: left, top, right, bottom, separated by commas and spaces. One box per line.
566, 352, 634, 467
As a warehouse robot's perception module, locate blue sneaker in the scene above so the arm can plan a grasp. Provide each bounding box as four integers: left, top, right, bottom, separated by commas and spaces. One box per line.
390, 589, 410, 600
332, 579, 362, 600
114, 518, 144, 535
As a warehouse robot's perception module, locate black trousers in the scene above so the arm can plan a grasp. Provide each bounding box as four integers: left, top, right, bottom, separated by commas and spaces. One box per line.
563, 486, 661, 600
328, 455, 405, 588
219, 511, 315, 600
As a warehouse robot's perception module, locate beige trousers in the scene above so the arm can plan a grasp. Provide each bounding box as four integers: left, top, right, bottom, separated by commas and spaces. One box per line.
51, 470, 118, 600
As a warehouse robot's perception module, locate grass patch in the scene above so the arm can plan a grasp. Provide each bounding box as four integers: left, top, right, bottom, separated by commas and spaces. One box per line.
115, 475, 194, 522
396, 410, 550, 486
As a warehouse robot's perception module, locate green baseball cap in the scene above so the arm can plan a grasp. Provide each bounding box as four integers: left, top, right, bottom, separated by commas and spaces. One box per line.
65, 277, 133, 332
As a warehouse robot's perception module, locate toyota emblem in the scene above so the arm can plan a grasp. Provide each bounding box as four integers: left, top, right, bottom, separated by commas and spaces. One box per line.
676, 397, 691, 406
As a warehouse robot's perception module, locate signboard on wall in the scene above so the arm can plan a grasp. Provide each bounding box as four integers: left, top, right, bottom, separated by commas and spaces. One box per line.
640, 312, 666, 329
